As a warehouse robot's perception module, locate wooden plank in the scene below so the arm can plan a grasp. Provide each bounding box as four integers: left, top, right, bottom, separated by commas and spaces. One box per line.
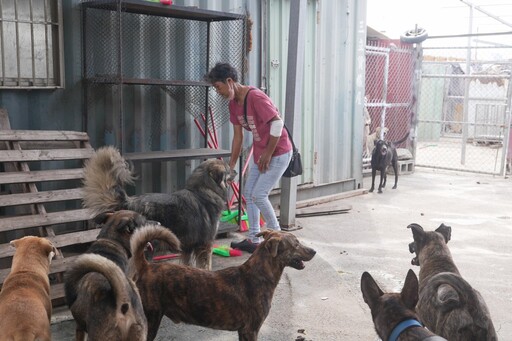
0, 188, 84, 207
51, 283, 65, 301
50, 229, 99, 249
0, 130, 90, 141
0, 168, 84, 185
0, 148, 94, 162
0, 208, 94, 233
0, 228, 99, 259
125, 148, 231, 162
17, 140, 92, 150
0, 255, 80, 284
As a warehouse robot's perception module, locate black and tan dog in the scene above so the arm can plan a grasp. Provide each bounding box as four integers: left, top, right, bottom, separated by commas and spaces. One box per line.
408, 223, 497, 341
369, 133, 408, 193
361, 269, 447, 341
129, 225, 316, 341
64, 210, 150, 341
82, 146, 229, 270
0, 236, 56, 341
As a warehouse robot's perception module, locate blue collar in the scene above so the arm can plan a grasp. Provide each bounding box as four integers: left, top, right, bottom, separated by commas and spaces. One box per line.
388, 319, 423, 341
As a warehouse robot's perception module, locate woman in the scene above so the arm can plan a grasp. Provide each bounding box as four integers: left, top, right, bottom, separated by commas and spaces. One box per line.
206, 62, 293, 253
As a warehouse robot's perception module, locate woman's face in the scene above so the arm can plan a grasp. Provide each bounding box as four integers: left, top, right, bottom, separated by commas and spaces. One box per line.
213, 79, 235, 100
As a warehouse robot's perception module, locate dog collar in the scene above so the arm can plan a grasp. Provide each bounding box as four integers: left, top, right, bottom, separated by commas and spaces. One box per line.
388, 319, 423, 341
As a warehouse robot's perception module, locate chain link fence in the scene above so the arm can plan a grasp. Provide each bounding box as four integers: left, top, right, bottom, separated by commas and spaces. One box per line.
364, 41, 416, 172
417, 34, 512, 175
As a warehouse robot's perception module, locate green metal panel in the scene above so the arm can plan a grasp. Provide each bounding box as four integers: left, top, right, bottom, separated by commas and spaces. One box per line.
266, 0, 366, 189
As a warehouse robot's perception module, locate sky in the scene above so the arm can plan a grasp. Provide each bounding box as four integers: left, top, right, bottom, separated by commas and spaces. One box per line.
366, 0, 512, 39
366, 0, 512, 58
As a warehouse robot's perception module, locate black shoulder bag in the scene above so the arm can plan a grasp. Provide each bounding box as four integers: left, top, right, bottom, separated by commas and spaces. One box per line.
282, 124, 303, 178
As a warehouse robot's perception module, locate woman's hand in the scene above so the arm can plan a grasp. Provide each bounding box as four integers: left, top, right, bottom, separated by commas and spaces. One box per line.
258, 153, 271, 172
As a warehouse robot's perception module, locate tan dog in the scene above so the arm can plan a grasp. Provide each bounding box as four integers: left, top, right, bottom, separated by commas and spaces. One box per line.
0, 236, 56, 341
129, 225, 316, 341
408, 223, 497, 341
64, 211, 150, 341
366, 126, 389, 156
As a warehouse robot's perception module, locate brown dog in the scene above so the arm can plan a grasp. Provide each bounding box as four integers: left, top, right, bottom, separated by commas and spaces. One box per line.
64, 210, 150, 341
361, 269, 447, 341
129, 225, 316, 341
408, 223, 497, 340
0, 236, 56, 341
82, 146, 230, 270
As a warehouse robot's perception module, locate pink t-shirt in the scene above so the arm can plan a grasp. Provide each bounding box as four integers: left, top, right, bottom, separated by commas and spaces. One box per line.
229, 88, 292, 162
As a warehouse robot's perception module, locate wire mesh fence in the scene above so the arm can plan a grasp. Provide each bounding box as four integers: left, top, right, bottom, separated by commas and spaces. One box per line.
364, 41, 416, 171
82, 1, 245, 154
417, 34, 512, 175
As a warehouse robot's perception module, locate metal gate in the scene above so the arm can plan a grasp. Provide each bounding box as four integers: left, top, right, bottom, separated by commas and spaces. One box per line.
416, 33, 512, 176
364, 42, 416, 170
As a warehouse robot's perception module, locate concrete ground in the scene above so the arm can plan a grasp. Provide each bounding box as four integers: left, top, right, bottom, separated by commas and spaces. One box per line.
51, 168, 512, 340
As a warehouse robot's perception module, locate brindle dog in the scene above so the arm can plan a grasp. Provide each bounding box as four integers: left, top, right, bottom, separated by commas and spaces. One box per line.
129, 225, 316, 341
408, 223, 497, 341
361, 269, 447, 341
64, 211, 151, 341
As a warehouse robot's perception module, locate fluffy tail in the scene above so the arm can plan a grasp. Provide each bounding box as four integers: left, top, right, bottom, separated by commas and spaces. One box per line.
82, 146, 134, 215
65, 254, 137, 339
130, 224, 181, 275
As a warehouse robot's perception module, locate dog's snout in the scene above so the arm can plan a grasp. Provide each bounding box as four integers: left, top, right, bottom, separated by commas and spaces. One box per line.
304, 247, 316, 261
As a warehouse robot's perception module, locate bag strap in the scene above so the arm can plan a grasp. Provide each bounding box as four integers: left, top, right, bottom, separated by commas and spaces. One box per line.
245, 88, 297, 151
243, 88, 254, 125
284, 124, 297, 151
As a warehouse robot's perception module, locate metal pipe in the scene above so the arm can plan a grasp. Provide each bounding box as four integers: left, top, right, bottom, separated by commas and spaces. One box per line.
461, 4, 474, 165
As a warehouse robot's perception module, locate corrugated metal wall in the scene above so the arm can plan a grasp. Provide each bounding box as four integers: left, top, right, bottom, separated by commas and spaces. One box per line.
1, 0, 366, 198
266, 0, 366, 193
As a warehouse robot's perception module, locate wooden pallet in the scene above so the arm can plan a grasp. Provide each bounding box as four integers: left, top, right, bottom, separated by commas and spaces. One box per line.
0, 109, 97, 307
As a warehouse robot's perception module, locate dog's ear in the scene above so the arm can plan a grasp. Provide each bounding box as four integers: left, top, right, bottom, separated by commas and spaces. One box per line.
264, 236, 281, 257
401, 269, 419, 310
117, 216, 137, 235
436, 223, 451, 243
256, 230, 273, 240
360, 271, 383, 310
42, 239, 57, 264
94, 211, 114, 225
9, 238, 20, 249
407, 223, 425, 242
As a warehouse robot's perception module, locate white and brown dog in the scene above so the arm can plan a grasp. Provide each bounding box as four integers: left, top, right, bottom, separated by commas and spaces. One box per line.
0, 236, 56, 341
366, 126, 389, 156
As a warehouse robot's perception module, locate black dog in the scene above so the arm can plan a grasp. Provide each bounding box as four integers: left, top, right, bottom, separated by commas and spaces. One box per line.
369, 133, 408, 193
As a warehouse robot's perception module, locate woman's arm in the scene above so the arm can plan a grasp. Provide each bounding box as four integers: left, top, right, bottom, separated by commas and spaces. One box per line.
229, 124, 244, 171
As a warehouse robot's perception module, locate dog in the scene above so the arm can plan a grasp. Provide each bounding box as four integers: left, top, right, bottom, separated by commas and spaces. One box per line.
369, 133, 408, 193
129, 225, 316, 341
64, 210, 150, 341
82, 146, 229, 270
407, 223, 497, 340
366, 126, 389, 156
0, 236, 56, 341
361, 269, 447, 341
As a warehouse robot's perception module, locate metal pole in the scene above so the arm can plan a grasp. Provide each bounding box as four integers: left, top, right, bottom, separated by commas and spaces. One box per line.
380, 51, 390, 138
461, 4, 473, 165
501, 72, 512, 177
280, 0, 306, 229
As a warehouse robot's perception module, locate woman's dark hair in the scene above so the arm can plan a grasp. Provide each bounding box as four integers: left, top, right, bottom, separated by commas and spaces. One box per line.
205, 62, 238, 83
